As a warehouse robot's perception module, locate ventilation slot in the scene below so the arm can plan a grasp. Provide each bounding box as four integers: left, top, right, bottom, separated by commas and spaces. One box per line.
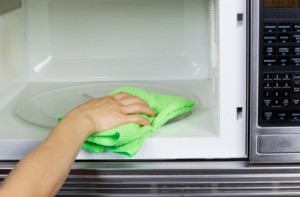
213, 0, 217, 43
209, 0, 218, 70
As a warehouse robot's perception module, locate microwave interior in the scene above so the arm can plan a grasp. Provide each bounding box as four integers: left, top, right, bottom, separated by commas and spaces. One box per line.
0, 0, 247, 160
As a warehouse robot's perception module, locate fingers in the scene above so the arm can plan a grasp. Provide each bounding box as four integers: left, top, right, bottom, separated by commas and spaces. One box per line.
121, 104, 156, 117
112, 92, 130, 100
117, 96, 147, 106
125, 115, 151, 126
111, 93, 156, 117
88, 93, 155, 125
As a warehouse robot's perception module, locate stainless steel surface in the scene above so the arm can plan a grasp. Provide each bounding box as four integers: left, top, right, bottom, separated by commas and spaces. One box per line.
0, 0, 21, 15
258, 134, 300, 154
250, 0, 261, 163
3, 161, 300, 196
249, 0, 300, 163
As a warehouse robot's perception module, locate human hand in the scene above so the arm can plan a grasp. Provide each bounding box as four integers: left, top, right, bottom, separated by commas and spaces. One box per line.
61, 92, 156, 136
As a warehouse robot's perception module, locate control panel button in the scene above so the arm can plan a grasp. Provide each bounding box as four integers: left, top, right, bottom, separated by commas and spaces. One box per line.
264, 23, 277, 33
264, 73, 272, 80
282, 82, 291, 89
293, 23, 300, 32
282, 73, 292, 80
293, 85, 300, 93
291, 112, 300, 121
278, 46, 290, 56
278, 23, 291, 32
278, 56, 290, 66
293, 73, 300, 82
264, 46, 276, 56
278, 33, 291, 43
293, 98, 300, 105
282, 99, 290, 106
291, 57, 300, 66
292, 34, 300, 43
272, 73, 281, 80
273, 91, 281, 97
264, 82, 272, 89
273, 99, 282, 106
264, 57, 277, 67
263, 111, 274, 120
276, 111, 289, 120
264, 91, 272, 97
283, 90, 291, 97
292, 46, 300, 56
264, 33, 277, 44
264, 99, 272, 106
273, 82, 281, 89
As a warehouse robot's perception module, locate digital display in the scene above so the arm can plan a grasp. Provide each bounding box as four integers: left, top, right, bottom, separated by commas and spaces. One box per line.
264, 0, 300, 8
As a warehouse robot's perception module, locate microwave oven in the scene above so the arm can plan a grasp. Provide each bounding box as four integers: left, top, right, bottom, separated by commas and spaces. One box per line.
5, 0, 300, 195
6, 0, 300, 164
0, 0, 248, 161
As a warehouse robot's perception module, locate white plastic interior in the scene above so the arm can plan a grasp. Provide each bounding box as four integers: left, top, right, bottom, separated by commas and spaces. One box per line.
0, 0, 247, 160
27, 0, 212, 81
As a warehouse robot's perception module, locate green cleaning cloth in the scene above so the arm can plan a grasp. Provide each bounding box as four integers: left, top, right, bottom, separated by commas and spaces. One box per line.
82, 87, 195, 157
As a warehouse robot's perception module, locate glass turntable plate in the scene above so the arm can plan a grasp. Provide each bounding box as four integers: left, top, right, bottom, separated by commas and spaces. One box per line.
14, 82, 198, 131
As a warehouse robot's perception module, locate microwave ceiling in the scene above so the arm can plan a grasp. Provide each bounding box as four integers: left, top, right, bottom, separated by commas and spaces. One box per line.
0, 0, 21, 15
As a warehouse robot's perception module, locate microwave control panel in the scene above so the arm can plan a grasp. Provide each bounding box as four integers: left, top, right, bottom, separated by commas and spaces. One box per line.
259, 1, 300, 126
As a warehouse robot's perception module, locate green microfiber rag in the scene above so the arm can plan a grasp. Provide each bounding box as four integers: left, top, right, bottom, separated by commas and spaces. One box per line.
82, 87, 195, 157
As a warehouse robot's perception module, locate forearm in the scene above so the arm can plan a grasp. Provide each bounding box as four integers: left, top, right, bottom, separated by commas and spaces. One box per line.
0, 117, 90, 197
0, 93, 154, 197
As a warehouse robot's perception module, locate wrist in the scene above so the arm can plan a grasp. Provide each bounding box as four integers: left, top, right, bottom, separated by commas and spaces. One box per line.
57, 113, 93, 139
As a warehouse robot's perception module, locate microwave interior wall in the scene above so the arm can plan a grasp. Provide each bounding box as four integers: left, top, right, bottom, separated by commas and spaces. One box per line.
0, 0, 247, 160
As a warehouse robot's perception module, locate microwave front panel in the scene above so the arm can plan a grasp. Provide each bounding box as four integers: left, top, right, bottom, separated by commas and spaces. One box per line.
258, 1, 300, 127
251, 0, 300, 163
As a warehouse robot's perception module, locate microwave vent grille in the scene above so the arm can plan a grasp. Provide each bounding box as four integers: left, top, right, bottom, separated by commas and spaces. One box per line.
213, 0, 217, 43
0, 0, 21, 16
